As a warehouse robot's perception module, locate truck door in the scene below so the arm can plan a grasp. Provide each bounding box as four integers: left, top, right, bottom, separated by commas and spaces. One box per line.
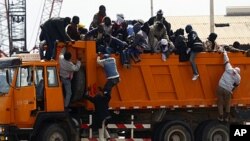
13, 66, 37, 124
0, 68, 15, 124
44, 66, 64, 111
34, 66, 45, 110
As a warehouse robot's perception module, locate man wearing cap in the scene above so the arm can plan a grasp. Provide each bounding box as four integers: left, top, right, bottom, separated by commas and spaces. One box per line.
147, 9, 172, 37
97, 54, 120, 96
217, 51, 241, 122
160, 39, 174, 61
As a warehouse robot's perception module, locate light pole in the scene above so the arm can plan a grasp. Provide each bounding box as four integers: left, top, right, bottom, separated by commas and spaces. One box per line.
150, 0, 153, 17
210, 0, 215, 33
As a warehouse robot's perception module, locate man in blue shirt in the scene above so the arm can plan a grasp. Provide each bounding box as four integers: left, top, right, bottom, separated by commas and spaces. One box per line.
97, 54, 120, 96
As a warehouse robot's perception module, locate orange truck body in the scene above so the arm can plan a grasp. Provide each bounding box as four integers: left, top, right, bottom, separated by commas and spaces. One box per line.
63, 41, 250, 110
1, 41, 250, 140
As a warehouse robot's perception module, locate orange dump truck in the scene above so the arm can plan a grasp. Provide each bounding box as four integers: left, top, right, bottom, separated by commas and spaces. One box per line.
0, 41, 250, 141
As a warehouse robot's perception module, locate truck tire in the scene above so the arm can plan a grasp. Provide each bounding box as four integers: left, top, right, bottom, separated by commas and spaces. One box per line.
71, 66, 85, 102
195, 120, 213, 141
201, 121, 229, 141
38, 124, 68, 141
152, 124, 164, 141
159, 121, 193, 141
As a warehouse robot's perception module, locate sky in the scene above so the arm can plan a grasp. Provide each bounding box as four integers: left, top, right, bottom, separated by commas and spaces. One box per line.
26, 0, 250, 50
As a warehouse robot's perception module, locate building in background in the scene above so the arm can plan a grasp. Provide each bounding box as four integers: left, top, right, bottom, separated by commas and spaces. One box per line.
168, 6, 250, 48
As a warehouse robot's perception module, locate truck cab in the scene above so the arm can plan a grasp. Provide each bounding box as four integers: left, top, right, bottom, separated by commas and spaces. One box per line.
0, 55, 69, 140
0, 41, 94, 141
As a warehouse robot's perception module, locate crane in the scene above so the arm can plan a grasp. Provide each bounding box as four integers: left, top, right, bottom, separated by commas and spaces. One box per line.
0, 0, 27, 56
0, 0, 13, 56
0, 0, 63, 56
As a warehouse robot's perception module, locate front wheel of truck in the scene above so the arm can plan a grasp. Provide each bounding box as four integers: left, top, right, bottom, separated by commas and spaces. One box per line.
38, 124, 68, 141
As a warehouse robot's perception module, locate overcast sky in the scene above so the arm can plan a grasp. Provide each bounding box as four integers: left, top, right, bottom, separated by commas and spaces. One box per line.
26, 0, 250, 49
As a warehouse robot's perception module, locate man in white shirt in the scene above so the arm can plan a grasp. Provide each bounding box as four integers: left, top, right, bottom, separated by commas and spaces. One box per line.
59, 47, 81, 109
217, 51, 241, 122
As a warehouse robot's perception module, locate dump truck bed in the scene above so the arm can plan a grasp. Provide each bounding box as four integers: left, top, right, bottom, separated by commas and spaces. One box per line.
57, 41, 250, 110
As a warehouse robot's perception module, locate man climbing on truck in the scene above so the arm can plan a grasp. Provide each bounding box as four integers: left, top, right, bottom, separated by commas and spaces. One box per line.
59, 46, 81, 110
84, 87, 111, 140
217, 50, 241, 122
97, 53, 120, 97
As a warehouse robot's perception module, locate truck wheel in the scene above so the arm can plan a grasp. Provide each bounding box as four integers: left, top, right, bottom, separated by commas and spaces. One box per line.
38, 124, 68, 141
201, 121, 229, 141
152, 124, 163, 141
195, 120, 212, 141
159, 121, 193, 141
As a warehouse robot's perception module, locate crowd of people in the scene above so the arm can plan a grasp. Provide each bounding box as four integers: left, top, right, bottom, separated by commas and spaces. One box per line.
37, 5, 246, 137
39, 5, 246, 74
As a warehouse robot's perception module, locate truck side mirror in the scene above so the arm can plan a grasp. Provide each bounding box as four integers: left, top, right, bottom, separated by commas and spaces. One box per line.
6, 70, 10, 85
5, 69, 15, 89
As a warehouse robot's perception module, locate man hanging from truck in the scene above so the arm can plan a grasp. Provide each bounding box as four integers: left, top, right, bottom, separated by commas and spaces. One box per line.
217, 50, 241, 122
84, 87, 111, 140
59, 46, 81, 110
97, 53, 120, 97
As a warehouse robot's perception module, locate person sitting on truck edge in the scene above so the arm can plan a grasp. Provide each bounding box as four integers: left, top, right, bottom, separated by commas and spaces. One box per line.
174, 28, 190, 62
85, 25, 105, 53
216, 50, 241, 122
121, 32, 148, 67
223, 41, 246, 53
78, 23, 88, 40
147, 9, 172, 37
40, 17, 72, 60
101, 16, 113, 34
59, 47, 81, 110
67, 16, 80, 40
84, 87, 111, 139
148, 21, 171, 53
185, 24, 204, 81
203, 32, 223, 52
103, 34, 129, 66
97, 53, 120, 96
89, 5, 106, 31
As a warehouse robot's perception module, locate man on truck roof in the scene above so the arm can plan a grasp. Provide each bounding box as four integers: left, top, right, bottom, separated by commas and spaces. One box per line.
40, 17, 72, 60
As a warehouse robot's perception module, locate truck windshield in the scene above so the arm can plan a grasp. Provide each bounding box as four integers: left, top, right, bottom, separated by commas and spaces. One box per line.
0, 68, 14, 95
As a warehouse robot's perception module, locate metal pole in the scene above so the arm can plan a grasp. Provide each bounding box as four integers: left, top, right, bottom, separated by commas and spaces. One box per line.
150, 0, 153, 17
131, 115, 134, 138
210, 0, 214, 33
89, 114, 92, 138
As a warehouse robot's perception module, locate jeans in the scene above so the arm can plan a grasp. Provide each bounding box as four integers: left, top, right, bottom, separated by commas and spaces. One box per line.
189, 51, 199, 75
43, 31, 56, 60
61, 77, 72, 107
216, 86, 231, 116
104, 77, 120, 96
